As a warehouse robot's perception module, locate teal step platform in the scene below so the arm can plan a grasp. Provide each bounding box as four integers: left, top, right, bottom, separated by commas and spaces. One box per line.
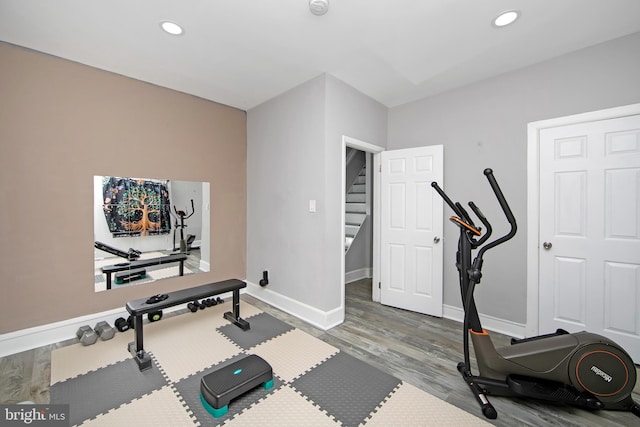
200, 354, 274, 418
114, 267, 146, 284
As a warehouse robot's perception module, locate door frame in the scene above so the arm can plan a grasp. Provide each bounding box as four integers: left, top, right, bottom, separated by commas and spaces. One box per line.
342, 135, 385, 304
526, 103, 640, 337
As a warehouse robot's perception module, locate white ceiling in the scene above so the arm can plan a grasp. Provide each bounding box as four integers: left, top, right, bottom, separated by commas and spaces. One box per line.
2, 0, 640, 111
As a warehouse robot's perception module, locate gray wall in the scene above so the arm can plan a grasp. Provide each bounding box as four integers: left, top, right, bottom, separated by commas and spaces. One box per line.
247, 74, 386, 316
387, 31, 640, 324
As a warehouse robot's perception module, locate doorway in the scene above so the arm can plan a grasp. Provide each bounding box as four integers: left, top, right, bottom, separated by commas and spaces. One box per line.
341, 136, 384, 305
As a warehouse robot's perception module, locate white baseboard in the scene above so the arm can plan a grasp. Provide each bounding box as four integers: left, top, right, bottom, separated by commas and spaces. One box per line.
345, 267, 372, 284
443, 304, 526, 339
0, 295, 236, 358
0, 307, 126, 357
245, 281, 344, 330
199, 259, 210, 272
1, 286, 526, 358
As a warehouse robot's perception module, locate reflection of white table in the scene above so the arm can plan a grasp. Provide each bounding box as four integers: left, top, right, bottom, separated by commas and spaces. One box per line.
101, 253, 187, 290
125, 279, 248, 371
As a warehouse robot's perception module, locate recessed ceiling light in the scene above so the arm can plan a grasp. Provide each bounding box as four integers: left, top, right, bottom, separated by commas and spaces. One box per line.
309, 0, 329, 16
493, 10, 519, 28
160, 21, 184, 35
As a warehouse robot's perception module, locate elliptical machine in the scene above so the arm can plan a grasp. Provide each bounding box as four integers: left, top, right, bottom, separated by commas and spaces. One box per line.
431, 168, 640, 420
171, 199, 195, 254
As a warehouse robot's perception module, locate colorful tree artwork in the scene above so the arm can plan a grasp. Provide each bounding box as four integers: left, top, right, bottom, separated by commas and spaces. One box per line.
102, 177, 171, 237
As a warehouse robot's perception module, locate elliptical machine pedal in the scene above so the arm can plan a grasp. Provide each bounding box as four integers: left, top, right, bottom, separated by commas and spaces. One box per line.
505, 375, 603, 410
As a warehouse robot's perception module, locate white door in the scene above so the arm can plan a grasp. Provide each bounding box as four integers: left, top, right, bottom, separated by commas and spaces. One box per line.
380, 145, 443, 316
539, 114, 640, 362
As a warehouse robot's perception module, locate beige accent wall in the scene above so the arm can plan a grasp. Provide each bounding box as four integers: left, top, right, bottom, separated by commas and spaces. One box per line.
0, 42, 247, 334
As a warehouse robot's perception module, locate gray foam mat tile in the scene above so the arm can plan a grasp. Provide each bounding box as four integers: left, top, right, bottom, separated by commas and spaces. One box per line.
291, 351, 401, 427
50, 356, 167, 426
173, 353, 283, 426
218, 312, 294, 350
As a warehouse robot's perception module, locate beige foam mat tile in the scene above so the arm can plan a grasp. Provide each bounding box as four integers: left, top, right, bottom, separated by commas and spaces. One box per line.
143, 305, 247, 382
148, 265, 193, 280
51, 332, 131, 385
226, 385, 339, 427
251, 328, 339, 382
364, 382, 490, 427
79, 385, 196, 427
138, 252, 167, 259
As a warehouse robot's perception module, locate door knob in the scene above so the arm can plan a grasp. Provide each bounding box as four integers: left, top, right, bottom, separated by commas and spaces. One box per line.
434, 236, 441, 244
543, 242, 553, 250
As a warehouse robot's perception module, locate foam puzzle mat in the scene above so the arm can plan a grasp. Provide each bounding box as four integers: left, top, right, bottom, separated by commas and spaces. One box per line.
50, 302, 488, 426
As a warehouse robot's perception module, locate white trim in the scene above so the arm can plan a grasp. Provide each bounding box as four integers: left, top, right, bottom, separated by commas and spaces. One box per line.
0, 292, 239, 357
443, 304, 526, 339
246, 281, 343, 330
342, 135, 385, 306
199, 259, 211, 272
526, 103, 640, 338
345, 267, 372, 284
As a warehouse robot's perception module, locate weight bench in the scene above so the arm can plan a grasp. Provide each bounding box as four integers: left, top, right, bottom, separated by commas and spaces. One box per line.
94, 241, 141, 261
125, 279, 249, 371
102, 253, 187, 290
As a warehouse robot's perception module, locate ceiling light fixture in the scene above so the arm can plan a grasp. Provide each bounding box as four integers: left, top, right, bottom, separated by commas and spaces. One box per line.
309, 0, 329, 16
492, 10, 519, 28
160, 21, 184, 35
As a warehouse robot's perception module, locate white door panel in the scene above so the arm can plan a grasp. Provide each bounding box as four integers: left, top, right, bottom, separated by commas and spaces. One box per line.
539, 114, 640, 362
381, 145, 443, 316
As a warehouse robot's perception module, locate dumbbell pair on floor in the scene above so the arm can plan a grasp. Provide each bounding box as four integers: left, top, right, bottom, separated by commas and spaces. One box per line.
188, 297, 224, 312
76, 321, 115, 346
113, 311, 164, 333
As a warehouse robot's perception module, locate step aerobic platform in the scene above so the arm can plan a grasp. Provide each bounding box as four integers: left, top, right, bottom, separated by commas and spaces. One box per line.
200, 354, 274, 418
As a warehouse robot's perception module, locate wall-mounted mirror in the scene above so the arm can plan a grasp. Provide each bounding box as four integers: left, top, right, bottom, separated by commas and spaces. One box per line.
93, 176, 210, 292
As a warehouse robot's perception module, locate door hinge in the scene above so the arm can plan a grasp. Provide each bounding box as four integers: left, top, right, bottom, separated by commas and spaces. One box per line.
378, 282, 381, 289
379, 164, 382, 173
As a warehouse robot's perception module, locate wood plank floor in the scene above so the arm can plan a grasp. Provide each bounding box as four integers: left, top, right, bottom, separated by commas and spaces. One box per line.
1, 278, 638, 426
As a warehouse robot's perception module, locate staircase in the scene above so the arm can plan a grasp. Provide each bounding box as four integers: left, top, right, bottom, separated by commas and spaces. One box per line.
345, 165, 367, 252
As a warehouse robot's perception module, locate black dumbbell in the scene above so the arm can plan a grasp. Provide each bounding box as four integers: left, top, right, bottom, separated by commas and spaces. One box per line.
148, 311, 163, 322
187, 301, 199, 312
216, 297, 224, 304
115, 317, 130, 332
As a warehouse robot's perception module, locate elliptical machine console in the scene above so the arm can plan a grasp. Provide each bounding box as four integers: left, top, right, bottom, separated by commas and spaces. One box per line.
432, 168, 640, 420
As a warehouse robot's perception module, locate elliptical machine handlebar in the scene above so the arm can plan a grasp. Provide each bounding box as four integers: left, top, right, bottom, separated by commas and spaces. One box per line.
431, 181, 463, 218
483, 168, 516, 232
476, 169, 517, 259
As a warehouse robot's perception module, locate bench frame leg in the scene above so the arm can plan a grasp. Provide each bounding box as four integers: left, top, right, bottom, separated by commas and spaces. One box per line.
223, 289, 250, 330
128, 314, 152, 371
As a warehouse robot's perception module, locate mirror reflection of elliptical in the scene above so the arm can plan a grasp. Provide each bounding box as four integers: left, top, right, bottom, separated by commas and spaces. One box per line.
93, 175, 210, 292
